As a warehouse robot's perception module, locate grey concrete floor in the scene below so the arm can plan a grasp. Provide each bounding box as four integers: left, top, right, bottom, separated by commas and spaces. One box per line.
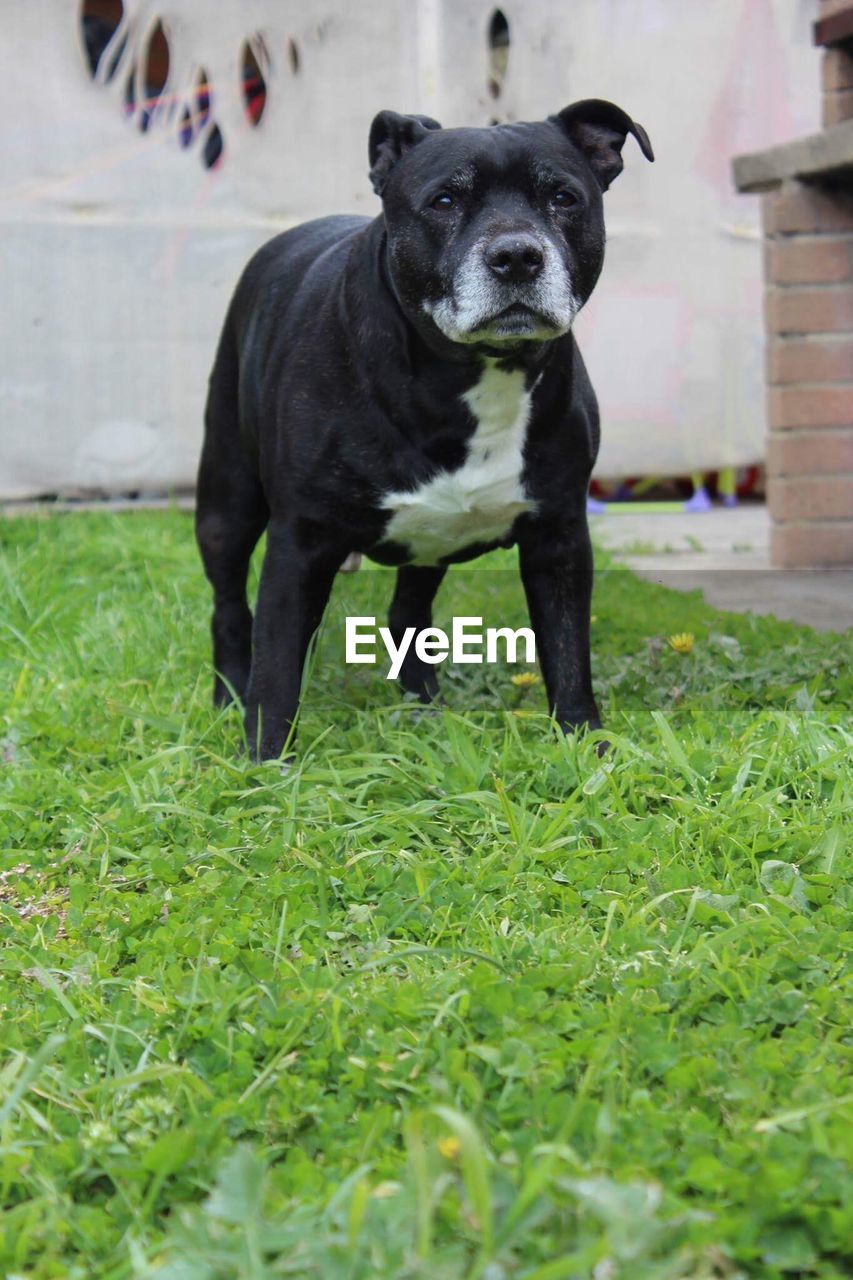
591, 503, 852, 633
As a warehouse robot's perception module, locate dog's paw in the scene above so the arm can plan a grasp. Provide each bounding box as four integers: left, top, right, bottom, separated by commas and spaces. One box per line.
248, 754, 296, 777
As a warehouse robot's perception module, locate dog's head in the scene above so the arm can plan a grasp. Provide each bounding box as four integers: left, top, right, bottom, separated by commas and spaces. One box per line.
369, 101, 653, 352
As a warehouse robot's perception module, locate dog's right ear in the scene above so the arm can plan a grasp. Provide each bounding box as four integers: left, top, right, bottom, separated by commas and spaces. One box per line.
368, 110, 442, 196
551, 99, 654, 191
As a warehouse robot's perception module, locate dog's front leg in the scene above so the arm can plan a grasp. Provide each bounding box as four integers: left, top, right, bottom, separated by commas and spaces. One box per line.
388, 565, 448, 702
518, 516, 602, 736
244, 522, 340, 761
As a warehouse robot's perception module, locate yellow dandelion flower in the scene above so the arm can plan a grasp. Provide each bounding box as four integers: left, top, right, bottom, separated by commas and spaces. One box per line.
438, 1136, 461, 1159
668, 632, 695, 654
510, 672, 541, 688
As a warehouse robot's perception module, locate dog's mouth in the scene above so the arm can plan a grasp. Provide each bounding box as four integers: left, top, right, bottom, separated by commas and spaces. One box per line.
423, 286, 575, 347
473, 302, 564, 341
496, 302, 548, 324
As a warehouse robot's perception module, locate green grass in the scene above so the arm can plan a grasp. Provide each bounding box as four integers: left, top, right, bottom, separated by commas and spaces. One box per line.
0, 510, 850, 1280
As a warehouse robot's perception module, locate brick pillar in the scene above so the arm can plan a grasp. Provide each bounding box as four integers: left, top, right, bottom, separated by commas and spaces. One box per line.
762, 180, 853, 567
820, 0, 853, 124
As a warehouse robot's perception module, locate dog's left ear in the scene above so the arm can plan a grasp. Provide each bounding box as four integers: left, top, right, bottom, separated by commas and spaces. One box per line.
368, 110, 442, 196
551, 99, 654, 191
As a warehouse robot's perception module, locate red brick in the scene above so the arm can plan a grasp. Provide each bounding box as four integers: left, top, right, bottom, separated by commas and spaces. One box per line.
769, 476, 853, 521
767, 336, 853, 383
767, 427, 853, 476
765, 236, 852, 284
762, 183, 853, 235
823, 89, 853, 125
768, 385, 853, 429
765, 286, 853, 334
770, 520, 853, 567
823, 48, 853, 91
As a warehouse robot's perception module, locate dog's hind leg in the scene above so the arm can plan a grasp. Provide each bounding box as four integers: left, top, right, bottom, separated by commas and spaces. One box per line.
243, 522, 342, 761
388, 565, 447, 702
195, 335, 268, 708
196, 473, 267, 708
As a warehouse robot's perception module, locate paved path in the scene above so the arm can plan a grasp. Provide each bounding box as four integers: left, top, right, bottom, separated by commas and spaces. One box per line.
592, 503, 852, 633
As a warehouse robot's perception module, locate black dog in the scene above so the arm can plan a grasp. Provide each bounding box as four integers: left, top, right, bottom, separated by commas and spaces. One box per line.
196, 100, 653, 760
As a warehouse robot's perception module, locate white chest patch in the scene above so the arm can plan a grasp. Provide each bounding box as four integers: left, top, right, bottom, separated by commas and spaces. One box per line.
380, 362, 537, 565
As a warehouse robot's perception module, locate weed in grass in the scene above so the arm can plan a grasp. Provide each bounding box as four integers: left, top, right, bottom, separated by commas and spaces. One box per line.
0, 511, 850, 1279
602, 538, 660, 557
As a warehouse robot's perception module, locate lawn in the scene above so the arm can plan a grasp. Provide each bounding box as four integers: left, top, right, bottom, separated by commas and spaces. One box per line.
0, 510, 850, 1280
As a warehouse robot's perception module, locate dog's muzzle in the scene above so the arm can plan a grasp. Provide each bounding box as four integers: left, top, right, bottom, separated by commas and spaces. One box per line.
425, 234, 579, 345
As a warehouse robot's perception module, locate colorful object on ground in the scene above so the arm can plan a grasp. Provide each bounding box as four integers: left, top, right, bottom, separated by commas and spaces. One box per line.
588, 465, 759, 514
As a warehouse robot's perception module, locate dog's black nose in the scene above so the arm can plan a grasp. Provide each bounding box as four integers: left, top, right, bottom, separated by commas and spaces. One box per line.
484, 234, 544, 283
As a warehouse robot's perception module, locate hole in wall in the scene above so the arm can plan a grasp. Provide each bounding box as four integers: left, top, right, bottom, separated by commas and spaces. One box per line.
138, 18, 170, 132
254, 32, 272, 70
202, 123, 224, 170
178, 105, 193, 148
241, 39, 267, 125
288, 37, 301, 74
487, 8, 509, 100
104, 31, 127, 82
195, 68, 211, 130
83, 13, 232, 174
81, 0, 123, 77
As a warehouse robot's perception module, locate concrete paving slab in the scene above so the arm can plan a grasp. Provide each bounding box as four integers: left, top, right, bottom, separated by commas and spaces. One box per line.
592, 503, 771, 568
1, 495, 195, 516
591, 503, 852, 632
626, 568, 853, 633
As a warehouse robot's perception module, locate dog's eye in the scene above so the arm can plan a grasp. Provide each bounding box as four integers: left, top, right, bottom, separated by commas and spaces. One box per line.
429, 192, 456, 211
552, 190, 577, 208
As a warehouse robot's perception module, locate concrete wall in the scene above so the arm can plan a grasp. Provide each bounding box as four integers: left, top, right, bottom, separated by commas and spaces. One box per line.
0, 0, 821, 499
